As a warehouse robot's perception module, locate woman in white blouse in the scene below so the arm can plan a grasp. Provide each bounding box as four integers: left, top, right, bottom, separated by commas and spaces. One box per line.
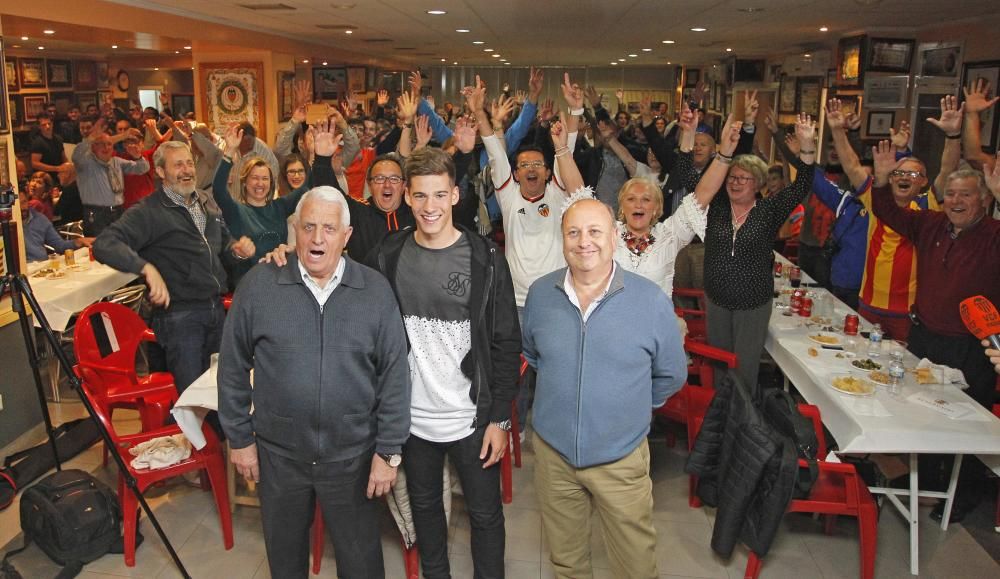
613, 108, 743, 297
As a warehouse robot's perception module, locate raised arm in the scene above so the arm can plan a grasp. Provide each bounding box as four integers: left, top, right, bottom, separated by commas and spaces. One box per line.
396, 89, 418, 158
925, 94, 964, 197
551, 112, 584, 194
985, 152, 1000, 206
765, 113, 819, 226
826, 98, 870, 190
214, 125, 244, 217
692, 112, 742, 208
961, 78, 999, 173
603, 129, 639, 176
469, 76, 511, 188
869, 141, 921, 241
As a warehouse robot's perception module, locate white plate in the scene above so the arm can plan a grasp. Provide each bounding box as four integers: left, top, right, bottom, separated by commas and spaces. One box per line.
829, 373, 875, 397
807, 332, 842, 347
850, 358, 883, 372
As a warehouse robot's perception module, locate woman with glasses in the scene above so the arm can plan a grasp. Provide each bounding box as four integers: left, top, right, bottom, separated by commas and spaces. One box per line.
279, 153, 310, 196
212, 124, 322, 288
687, 112, 818, 390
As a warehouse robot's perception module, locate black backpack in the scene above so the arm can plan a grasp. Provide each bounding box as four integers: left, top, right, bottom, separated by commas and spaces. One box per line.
761, 389, 819, 499
2, 469, 137, 579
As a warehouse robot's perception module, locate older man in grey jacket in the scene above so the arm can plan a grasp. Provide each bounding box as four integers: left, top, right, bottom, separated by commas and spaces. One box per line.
219, 186, 410, 579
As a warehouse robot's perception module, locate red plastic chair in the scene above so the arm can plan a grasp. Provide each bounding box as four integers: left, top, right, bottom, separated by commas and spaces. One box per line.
310, 502, 420, 578
673, 288, 708, 343
655, 339, 738, 448
79, 378, 233, 567
74, 302, 178, 463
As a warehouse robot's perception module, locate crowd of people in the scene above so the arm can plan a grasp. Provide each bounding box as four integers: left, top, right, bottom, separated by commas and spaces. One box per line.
12, 65, 1000, 578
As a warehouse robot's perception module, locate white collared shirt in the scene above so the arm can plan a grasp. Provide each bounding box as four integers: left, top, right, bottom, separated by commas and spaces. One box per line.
563, 263, 616, 323
297, 258, 346, 312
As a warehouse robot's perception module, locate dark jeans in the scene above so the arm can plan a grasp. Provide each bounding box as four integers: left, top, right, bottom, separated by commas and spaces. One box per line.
150, 304, 225, 434
257, 444, 384, 579
796, 244, 830, 290
831, 285, 860, 312
908, 322, 996, 507
405, 428, 505, 579
82, 204, 124, 237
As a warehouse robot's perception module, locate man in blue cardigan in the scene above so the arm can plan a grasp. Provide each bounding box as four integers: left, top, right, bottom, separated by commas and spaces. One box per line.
522, 198, 687, 579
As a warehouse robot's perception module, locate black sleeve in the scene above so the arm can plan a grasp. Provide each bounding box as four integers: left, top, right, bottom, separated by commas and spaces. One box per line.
734, 128, 755, 157
486, 242, 522, 422
642, 123, 677, 172
375, 127, 402, 155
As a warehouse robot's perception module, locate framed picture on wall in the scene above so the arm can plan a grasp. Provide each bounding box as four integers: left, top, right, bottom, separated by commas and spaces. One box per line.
346, 67, 366, 93
9, 95, 22, 128
866, 110, 895, 137
278, 71, 295, 121
74, 60, 97, 90
312, 67, 346, 101
50, 92, 75, 115
961, 60, 1000, 151
23, 94, 47, 123
19, 58, 46, 88
96, 62, 109, 87
46, 60, 73, 89
200, 62, 266, 139
685, 68, 701, 88
836, 35, 866, 89
867, 38, 915, 73
778, 75, 797, 114
5, 56, 17, 92
171, 94, 195, 117
917, 42, 963, 78
0, 41, 7, 134
795, 77, 823, 118
864, 76, 909, 108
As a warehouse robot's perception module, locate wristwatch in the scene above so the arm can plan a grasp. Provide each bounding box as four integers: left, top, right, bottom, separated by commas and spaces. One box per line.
491, 419, 512, 432
378, 453, 402, 468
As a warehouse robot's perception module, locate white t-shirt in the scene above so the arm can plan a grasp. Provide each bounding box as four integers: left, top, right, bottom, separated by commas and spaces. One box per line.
614, 193, 707, 297
484, 133, 577, 306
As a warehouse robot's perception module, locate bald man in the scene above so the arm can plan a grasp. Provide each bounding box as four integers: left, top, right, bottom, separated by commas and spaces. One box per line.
522, 198, 686, 578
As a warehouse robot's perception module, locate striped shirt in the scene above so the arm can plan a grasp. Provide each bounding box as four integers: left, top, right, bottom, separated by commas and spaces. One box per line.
857, 184, 939, 313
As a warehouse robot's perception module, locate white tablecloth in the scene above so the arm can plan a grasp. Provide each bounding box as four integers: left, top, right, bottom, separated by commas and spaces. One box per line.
26, 249, 138, 331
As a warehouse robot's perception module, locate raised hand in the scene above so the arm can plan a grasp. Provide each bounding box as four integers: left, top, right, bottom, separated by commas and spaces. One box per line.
615, 88, 625, 102
845, 111, 862, 131
677, 102, 697, 134
825, 98, 846, 130
596, 119, 616, 142
763, 108, 779, 133
396, 90, 418, 125
312, 119, 342, 157
491, 94, 516, 126
639, 94, 654, 125
561, 73, 584, 109
550, 112, 569, 150
872, 140, 900, 185
414, 115, 433, 149
514, 90, 527, 105
584, 85, 602, 108
159, 90, 170, 107
376, 89, 389, 107
744, 90, 759, 125
784, 133, 801, 156
454, 116, 477, 153
795, 112, 817, 151
464, 75, 486, 113
985, 152, 1000, 195
173, 119, 193, 138
889, 120, 911, 150
718, 114, 743, 157
538, 98, 555, 123
223, 124, 244, 154
528, 67, 544, 102
693, 81, 709, 106
408, 70, 423, 95
293, 79, 312, 109
962, 78, 999, 115
927, 94, 964, 135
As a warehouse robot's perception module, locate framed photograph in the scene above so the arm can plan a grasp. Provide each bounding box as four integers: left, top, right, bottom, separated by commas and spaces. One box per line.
46, 59, 72, 89
9, 94, 22, 128
19, 57, 46, 88
795, 77, 823, 117
76, 92, 97, 112
917, 42, 963, 78
171, 93, 195, 117
685, 68, 701, 88
201, 62, 266, 138
836, 35, 866, 89
836, 94, 862, 117
23, 94, 47, 123
278, 71, 295, 121
961, 61, 1000, 151
866, 110, 895, 138
867, 38, 915, 73
864, 76, 910, 109
0, 41, 7, 134
347, 67, 366, 93
312, 67, 347, 102
778, 75, 797, 114
96, 61, 109, 88
5, 56, 17, 92
74, 60, 97, 90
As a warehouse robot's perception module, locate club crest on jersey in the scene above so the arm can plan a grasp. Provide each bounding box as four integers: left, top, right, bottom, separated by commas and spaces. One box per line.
537, 203, 550, 217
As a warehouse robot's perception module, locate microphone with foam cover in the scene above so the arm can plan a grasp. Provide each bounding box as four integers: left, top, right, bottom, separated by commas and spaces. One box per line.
959, 295, 1000, 350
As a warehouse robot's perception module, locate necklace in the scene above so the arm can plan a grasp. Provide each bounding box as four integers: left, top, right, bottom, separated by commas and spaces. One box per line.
730, 201, 756, 257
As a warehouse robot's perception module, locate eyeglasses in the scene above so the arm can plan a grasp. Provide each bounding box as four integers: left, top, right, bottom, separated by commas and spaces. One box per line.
889, 170, 925, 179
726, 175, 754, 185
286, 169, 306, 175
370, 175, 403, 185
517, 161, 546, 170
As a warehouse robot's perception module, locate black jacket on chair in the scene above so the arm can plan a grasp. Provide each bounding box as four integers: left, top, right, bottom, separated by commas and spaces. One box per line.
685, 371, 797, 558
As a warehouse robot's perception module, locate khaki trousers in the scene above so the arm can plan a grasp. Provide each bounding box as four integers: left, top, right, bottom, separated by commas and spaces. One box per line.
534, 436, 658, 579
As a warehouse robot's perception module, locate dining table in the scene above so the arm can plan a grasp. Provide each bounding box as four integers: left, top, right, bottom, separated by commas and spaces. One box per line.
24, 248, 139, 401
765, 252, 1000, 575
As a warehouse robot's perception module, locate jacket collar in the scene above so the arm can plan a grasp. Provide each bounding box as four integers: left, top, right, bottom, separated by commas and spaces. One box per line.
277, 253, 365, 289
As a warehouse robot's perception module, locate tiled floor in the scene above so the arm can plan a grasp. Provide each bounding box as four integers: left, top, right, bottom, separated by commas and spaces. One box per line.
1, 399, 998, 578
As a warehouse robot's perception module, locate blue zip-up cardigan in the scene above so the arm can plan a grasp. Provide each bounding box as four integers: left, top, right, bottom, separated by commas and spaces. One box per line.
522, 264, 687, 468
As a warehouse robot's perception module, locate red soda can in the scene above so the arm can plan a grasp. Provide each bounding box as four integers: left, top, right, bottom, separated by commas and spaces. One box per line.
844, 314, 859, 335
790, 266, 802, 288
800, 297, 812, 317
773, 262, 782, 278
791, 289, 803, 314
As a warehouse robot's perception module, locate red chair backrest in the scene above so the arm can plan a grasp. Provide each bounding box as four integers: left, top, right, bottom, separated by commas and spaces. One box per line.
74, 302, 151, 387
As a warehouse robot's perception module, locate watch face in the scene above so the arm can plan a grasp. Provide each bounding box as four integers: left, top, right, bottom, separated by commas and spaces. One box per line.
387, 454, 402, 467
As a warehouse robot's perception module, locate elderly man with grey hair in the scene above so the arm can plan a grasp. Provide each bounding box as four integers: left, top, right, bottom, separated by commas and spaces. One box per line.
219, 185, 411, 579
